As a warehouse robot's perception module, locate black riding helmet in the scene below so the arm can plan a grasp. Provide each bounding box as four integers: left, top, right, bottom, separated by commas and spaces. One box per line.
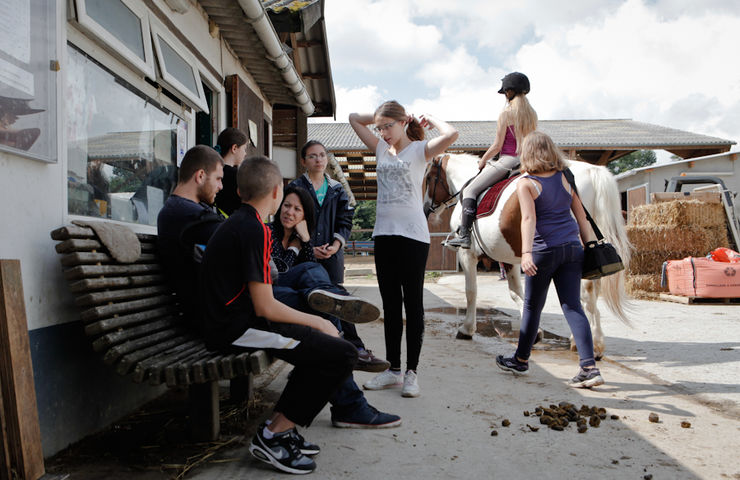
497, 72, 530, 95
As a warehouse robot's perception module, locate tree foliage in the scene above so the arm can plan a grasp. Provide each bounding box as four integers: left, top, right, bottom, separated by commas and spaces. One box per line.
607, 150, 657, 175
350, 200, 376, 240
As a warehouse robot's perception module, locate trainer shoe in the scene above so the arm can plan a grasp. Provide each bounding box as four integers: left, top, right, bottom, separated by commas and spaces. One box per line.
362, 369, 402, 390
307, 289, 380, 324
291, 428, 320, 456
331, 404, 402, 429
402, 370, 420, 397
248, 424, 316, 474
568, 367, 604, 388
496, 355, 529, 375
355, 349, 391, 373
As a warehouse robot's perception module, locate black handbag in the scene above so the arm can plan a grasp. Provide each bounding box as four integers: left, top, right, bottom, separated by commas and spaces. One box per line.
562, 169, 625, 280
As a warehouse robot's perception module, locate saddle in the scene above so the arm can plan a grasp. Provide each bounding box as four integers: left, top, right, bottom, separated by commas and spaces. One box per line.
475, 173, 520, 219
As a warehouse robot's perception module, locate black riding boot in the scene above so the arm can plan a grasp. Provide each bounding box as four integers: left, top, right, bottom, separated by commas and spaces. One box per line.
447, 198, 477, 249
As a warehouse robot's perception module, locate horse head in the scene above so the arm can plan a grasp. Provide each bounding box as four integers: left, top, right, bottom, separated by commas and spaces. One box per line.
423, 154, 455, 218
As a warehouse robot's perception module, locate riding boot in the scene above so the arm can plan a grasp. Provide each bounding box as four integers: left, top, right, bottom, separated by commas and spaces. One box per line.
447, 198, 477, 249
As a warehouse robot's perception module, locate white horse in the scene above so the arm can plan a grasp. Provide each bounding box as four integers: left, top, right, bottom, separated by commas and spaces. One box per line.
423, 154, 632, 358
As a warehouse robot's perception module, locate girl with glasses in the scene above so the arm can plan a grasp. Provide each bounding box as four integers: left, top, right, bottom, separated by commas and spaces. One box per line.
349, 101, 458, 397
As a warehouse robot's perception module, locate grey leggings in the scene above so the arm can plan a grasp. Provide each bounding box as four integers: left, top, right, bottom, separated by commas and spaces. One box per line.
462, 155, 520, 201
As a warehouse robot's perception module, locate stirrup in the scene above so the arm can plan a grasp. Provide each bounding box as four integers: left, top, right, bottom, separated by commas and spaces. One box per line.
446, 233, 471, 249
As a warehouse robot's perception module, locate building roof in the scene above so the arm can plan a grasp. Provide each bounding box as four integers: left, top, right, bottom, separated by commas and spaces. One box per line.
308, 119, 736, 200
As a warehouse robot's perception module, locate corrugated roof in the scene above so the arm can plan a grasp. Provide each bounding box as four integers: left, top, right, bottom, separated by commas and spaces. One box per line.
308, 119, 735, 152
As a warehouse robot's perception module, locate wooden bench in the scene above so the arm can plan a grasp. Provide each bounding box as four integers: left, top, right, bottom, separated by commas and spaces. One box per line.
344, 240, 375, 256
50, 224, 274, 441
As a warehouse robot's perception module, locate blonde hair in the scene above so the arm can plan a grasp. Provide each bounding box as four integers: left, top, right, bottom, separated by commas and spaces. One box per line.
519, 131, 568, 174
500, 93, 537, 154
374, 100, 425, 141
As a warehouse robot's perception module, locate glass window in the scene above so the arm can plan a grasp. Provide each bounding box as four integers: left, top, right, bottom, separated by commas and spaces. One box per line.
74, 0, 155, 79
66, 44, 184, 226
150, 17, 209, 113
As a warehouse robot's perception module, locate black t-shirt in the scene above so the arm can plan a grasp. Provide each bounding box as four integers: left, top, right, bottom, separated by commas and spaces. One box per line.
214, 164, 241, 216
200, 203, 273, 350
157, 195, 224, 328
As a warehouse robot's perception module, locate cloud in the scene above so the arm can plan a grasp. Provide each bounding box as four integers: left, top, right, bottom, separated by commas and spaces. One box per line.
319, 85, 384, 122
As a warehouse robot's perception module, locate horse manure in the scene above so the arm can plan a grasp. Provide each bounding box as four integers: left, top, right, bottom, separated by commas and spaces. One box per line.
644, 475, 653, 480
523, 410, 530, 417
501, 419, 510, 427
610, 414, 620, 420
577, 424, 588, 433
540, 415, 554, 425
534, 407, 543, 416
526, 424, 539, 432
648, 413, 660, 423
589, 415, 601, 427
681, 421, 691, 428
490, 430, 498, 436
550, 424, 564, 431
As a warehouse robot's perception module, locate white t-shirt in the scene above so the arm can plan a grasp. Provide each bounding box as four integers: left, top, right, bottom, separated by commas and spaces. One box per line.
373, 138, 430, 244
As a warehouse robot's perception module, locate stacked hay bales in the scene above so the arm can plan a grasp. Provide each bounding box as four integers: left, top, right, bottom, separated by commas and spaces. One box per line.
626, 198, 729, 299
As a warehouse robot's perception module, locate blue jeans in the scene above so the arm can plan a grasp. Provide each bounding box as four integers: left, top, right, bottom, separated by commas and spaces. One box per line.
273, 276, 368, 415
515, 241, 596, 368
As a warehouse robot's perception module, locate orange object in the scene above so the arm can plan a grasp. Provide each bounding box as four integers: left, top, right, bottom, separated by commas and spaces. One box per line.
665, 257, 740, 298
709, 247, 740, 263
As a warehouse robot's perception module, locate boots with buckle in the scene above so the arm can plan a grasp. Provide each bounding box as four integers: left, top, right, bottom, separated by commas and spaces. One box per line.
447, 198, 476, 249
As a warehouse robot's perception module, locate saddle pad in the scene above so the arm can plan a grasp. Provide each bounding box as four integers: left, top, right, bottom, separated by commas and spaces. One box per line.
476, 174, 520, 219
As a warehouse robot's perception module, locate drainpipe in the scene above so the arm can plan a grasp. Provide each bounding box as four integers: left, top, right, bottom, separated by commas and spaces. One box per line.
237, 0, 315, 116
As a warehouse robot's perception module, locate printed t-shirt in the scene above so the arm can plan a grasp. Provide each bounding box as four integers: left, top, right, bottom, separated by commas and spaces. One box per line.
200, 203, 273, 350
373, 138, 430, 244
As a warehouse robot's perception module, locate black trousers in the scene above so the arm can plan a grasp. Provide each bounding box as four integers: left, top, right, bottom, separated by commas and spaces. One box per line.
262, 321, 357, 427
374, 235, 429, 371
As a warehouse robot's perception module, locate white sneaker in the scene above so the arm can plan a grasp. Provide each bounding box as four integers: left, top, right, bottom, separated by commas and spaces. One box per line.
362, 370, 402, 390
402, 370, 420, 398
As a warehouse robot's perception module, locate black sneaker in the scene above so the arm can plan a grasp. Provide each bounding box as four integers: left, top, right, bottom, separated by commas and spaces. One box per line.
331, 404, 402, 429
291, 427, 320, 456
248, 424, 316, 474
496, 355, 529, 374
355, 349, 391, 373
569, 367, 604, 388
307, 289, 380, 324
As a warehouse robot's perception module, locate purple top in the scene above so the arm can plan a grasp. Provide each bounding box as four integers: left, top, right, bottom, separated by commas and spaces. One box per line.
501, 126, 517, 156
527, 171, 580, 251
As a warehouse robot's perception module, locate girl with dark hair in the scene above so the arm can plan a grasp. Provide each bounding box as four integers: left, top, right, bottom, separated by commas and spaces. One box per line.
269, 185, 317, 273
349, 101, 458, 397
214, 127, 248, 215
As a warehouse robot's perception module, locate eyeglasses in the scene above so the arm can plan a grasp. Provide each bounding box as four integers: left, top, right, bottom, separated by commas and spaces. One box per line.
305, 153, 327, 160
373, 121, 397, 133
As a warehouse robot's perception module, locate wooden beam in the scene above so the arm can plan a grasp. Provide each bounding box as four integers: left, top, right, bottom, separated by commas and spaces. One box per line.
0, 260, 45, 480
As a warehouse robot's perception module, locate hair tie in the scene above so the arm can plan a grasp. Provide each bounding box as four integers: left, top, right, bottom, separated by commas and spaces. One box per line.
213, 145, 222, 154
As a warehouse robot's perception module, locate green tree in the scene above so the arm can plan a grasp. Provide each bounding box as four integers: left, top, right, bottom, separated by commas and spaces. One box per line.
350, 200, 376, 240
607, 150, 657, 175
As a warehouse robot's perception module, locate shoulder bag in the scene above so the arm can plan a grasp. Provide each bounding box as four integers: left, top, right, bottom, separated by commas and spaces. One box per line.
562, 169, 624, 280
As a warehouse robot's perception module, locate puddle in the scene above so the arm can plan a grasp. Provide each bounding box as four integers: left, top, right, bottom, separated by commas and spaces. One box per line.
426, 306, 570, 350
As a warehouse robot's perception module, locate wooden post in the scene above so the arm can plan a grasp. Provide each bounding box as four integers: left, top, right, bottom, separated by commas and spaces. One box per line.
188, 381, 219, 442
0, 260, 45, 480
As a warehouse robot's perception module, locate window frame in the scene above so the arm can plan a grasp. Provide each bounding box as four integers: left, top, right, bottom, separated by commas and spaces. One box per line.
149, 14, 209, 114
72, 0, 156, 80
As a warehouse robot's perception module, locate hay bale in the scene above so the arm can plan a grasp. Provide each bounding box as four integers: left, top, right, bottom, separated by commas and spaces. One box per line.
627, 225, 729, 253
626, 274, 666, 293
629, 251, 692, 275
629, 200, 726, 228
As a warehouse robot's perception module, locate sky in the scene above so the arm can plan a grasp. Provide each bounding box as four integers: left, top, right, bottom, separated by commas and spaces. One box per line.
315, 0, 740, 158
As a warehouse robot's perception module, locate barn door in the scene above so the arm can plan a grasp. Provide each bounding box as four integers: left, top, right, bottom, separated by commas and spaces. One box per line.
225, 75, 266, 157
426, 208, 458, 271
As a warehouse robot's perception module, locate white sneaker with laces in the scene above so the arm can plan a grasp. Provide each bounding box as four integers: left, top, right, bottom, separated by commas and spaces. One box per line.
362, 370, 402, 390
402, 370, 420, 397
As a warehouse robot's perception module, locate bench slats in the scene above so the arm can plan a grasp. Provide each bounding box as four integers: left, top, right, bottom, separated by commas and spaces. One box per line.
61, 252, 157, 267
104, 328, 187, 365
80, 295, 176, 322
69, 274, 166, 293
250, 350, 273, 375
114, 334, 196, 375
51, 225, 157, 242
55, 238, 156, 254
63, 264, 161, 280
91, 317, 181, 352
165, 349, 211, 386
130, 340, 204, 384
84, 305, 180, 336
75, 285, 170, 307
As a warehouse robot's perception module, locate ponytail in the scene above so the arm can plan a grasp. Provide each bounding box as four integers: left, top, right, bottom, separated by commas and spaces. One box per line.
406, 117, 425, 141
374, 100, 425, 141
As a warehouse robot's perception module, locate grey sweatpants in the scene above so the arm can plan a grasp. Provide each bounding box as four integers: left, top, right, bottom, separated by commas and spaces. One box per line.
462, 155, 520, 201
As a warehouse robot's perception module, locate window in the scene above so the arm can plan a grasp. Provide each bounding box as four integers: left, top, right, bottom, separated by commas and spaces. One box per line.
73, 0, 155, 79
66, 45, 184, 226
149, 15, 209, 113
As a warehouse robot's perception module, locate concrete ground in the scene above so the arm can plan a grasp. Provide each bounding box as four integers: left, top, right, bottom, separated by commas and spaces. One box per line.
47, 262, 740, 479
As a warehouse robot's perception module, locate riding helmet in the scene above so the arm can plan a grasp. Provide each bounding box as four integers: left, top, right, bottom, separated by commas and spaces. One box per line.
498, 72, 530, 94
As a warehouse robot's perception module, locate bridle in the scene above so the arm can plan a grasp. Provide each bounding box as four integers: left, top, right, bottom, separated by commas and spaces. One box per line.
424, 155, 463, 217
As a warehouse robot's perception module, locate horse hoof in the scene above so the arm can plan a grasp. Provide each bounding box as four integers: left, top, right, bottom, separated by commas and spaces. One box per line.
456, 332, 473, 340
595, 355, 603, 361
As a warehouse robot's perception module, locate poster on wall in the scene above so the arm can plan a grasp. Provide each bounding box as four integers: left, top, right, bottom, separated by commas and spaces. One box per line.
0, 0, 57, 162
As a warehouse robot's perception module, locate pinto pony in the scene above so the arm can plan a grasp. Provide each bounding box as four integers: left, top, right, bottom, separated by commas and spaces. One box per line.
423, 154, 631, 358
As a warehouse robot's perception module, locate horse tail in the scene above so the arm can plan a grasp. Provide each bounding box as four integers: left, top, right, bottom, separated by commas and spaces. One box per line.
586, 166, 634, 325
